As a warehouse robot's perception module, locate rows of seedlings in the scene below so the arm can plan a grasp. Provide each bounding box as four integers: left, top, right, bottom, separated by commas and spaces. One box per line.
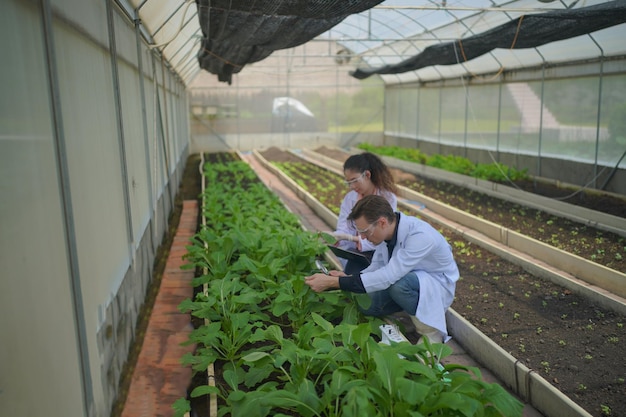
259, 147, 626, 417
174, 155, 523, 417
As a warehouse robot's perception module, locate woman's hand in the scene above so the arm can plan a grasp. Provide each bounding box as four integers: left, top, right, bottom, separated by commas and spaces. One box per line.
332, 232, 358, 243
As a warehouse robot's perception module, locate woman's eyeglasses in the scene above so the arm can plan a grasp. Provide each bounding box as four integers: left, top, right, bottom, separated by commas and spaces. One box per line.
344, 172, 365, 186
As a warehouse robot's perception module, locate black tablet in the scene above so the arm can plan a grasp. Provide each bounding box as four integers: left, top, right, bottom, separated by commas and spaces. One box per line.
327, 245, 373, 264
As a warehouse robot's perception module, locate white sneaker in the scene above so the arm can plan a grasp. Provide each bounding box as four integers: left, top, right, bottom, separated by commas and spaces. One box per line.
409, 316, 444, 344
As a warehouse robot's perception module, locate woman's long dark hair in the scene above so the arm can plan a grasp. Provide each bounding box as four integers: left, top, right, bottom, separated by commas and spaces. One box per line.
343, 152, 398, 194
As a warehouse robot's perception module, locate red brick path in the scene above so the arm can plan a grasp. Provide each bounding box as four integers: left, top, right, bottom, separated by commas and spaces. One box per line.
121, 200, 198, 417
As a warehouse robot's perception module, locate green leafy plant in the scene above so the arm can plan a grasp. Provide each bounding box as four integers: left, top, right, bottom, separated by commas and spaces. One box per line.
601, 404, 612, 415
174, 158, 523, 417
357, 143, 529, 182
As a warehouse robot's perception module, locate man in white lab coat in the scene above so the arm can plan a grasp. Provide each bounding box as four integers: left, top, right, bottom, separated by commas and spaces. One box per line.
305, 195, 459, 343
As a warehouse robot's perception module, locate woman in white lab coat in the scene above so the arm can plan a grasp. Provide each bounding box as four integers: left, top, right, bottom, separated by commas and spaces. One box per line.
333, 152, 397, 275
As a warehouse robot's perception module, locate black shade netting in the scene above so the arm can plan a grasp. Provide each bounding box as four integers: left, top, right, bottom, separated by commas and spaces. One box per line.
351, 0, 626, 80
195, 0, 383, 84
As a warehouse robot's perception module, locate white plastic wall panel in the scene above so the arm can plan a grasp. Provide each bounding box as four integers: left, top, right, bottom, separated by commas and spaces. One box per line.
165, 79, 179, 173
439, 86, 467, 146
540, 77, 599, 162
147, 57, 168, 202
54, 22, 131, 412
118, 61, 152, 244
113, 7, 140, 69
498, 82, 526, 153
503, 80, 541, 155
385, 88, 401, 133
599, 74, 626, 167
141, 61, 163, 204
398, 87, 418, 138
176, 84, 190, 156
52, 0, 110, 48
174, 86, 188, 156
417, 87, 442, 142
0, 1, 84, 416
164, 76, 176, 175
465, 83, 501, 150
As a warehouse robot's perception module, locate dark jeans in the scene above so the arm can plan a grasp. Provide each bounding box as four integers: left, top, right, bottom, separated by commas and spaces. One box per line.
360, 272, 421, 317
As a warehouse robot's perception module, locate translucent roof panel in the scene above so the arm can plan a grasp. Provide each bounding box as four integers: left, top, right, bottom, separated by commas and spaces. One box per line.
325, 0, 626, 85
128, 0, 201, 84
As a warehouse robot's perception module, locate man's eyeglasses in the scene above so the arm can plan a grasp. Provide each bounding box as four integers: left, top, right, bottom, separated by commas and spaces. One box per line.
355, 220, 377, 236
343, 172, 365, 186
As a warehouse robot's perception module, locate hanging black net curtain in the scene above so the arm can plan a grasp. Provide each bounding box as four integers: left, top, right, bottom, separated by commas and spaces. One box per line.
196, 0, 626, 84
195, 0, 384, 84
351, 0, 626, 80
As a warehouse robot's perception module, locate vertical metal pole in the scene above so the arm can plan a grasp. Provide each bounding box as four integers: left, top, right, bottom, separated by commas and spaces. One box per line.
437, 88, 443, 154
463, 81, 469, 158
106, 0, 135, 248
383, 83, 387, 146
134, 14, 155, 226
334, 60, 339, 142
416, 86, 420, 143
40, 0, 94, 414
236, 74, 240, 150
536, 50, 547, 184
590, 35, 605, 190
397, 87, 401, 142
496, 82, 503, 163
286, 62, 291, 147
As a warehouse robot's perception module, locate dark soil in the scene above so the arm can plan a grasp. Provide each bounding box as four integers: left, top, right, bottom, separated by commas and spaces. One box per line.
258, 146, 626, 417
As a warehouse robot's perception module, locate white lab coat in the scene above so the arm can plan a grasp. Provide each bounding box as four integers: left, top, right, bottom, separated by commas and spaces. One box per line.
360, 213, 459, 341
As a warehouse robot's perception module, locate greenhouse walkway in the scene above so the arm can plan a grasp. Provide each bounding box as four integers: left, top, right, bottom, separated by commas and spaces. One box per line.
241, 151, 545, 417
121, 200, 198, 417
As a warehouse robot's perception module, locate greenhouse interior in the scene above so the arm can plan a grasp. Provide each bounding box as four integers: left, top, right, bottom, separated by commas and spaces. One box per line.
1, 0, 625, 416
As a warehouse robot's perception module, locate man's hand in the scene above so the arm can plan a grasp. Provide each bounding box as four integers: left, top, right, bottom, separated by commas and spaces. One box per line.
305, 272, 343, 292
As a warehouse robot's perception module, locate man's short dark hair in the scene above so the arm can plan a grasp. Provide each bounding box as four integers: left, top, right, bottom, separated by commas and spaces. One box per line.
348, 195, 395, 224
